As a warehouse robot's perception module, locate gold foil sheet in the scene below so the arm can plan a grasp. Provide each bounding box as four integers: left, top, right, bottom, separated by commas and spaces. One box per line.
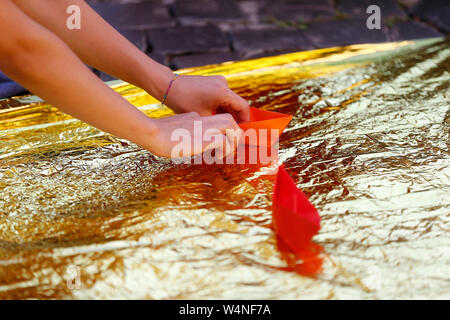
0, 38, 449, 299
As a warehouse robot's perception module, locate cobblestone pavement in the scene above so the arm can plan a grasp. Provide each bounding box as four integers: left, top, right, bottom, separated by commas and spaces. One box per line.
86, 0, 449, 80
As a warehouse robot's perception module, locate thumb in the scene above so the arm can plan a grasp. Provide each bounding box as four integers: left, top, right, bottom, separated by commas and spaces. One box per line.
215, 91, 250, 123
202, 130, 234, 162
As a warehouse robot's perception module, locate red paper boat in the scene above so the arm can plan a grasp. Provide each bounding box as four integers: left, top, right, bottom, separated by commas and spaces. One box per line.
273, 166, 321, 253
239, 107, 293, 147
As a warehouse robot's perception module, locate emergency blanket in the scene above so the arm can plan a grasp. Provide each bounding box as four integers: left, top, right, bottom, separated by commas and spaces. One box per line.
0, 38, 448, 299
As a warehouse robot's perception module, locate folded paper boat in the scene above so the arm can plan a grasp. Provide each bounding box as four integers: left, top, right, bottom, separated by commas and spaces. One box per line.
239, 107, 293, 147
273, 166, 321, 252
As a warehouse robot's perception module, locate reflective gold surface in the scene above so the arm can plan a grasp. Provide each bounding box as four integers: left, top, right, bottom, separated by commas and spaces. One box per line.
0, 39, 449, 299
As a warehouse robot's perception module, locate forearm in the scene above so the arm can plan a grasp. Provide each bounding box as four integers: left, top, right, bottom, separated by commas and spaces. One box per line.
0, 2, 158, 150
12, 0, 173, 100
3, 42, 158, 149
11, 0, 250, 123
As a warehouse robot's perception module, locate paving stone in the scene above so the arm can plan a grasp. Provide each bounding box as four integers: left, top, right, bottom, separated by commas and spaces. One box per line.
399, 0, 421, 11
0, 71, 28, 99
236, 0, 263, 24
117, 29, 147, 52
261, 0, 335, 23
90, 2, 174, 30
387, 21, 443, 41
306, 19, 389, 48
230, 28, 315, 58
171, 52, 240, 69
97, 71, 117, 82
147, 52, 167, 66
173, 0, 244, 24
88, 0, 171, 3
412, 0, 450, 33
147, 26, 230, 55
336, 0, 407, 21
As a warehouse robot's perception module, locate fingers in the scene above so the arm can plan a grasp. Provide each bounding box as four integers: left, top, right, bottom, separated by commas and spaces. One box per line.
163, 112, 242, 159
202, 133, 233, 161
209, 75, 250, 123
159, 112, 199, 122
226, 91, 250, 123
214, 91, 250, 123
188, 114, 241, 159
204, 113, 240, 132
204, 113, 242, 148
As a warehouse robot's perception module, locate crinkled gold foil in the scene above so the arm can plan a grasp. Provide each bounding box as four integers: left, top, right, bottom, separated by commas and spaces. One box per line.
0, 38, 449, 299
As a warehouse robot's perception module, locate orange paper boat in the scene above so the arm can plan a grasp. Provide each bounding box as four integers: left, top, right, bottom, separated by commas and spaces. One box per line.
239, 107, 293, 147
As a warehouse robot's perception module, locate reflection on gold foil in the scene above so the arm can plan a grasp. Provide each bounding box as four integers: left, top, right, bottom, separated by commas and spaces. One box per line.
0, 39, 449, 299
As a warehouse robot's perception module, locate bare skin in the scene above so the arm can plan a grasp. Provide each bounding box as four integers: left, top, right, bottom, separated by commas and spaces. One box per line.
0, 0, 248, 158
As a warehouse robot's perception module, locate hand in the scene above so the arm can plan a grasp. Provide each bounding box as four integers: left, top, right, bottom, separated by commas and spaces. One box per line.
144, 112, 243, 159
163, 74, 250, 123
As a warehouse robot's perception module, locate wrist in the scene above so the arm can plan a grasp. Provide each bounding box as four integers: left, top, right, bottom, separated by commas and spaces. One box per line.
133, 116, 160, 151
138, 61, 174, 101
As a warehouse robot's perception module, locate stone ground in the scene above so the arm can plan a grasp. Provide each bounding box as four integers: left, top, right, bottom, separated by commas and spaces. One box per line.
85, 0, 449, 81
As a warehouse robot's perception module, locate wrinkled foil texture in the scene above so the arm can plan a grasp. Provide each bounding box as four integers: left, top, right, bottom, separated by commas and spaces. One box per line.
0, 39, 449, 299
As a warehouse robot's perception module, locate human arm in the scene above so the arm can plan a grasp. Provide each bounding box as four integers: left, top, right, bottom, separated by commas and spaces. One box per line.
0, 0, 240, 158
12, 0, 250, 122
